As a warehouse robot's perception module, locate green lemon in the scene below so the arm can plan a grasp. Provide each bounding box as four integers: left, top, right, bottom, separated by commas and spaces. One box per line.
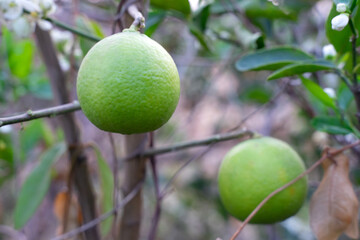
218, 137, 308, 224
76, 28, 180, 134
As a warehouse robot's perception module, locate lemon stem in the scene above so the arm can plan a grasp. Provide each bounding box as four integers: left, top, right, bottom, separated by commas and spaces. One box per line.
128, 4, 145, 31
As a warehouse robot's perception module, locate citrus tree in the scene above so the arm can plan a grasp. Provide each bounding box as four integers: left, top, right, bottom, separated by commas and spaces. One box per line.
0, 0, 360, 240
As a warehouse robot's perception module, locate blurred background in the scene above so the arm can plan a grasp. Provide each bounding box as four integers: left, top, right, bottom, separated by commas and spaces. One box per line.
0, 0, 358, 239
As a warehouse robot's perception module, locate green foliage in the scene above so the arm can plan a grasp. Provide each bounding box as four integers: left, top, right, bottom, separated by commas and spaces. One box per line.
76, 15, 105, 55
145, 10, 167, 37
19, 120, 48, 162
300, 76, 336, 110
14, 143, 66, 229
235, 47, 313, 71
311, 116, 353, 134
267, 60, 336, 80
150, 0, 191, 17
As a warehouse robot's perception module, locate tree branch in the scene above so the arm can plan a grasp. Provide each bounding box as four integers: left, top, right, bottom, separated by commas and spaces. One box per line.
140, 129, 255, 158
0, 101, 80, 127
230, 140, 360, 240
44, 16, 101, 42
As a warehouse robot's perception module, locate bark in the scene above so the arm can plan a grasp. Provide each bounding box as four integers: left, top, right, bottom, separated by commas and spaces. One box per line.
119, 134, 147, 240
34, 26, 99, 240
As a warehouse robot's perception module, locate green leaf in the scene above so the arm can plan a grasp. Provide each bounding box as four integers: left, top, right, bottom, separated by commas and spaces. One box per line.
93, 146, 114, 236
145, 10, 166, 37
311, 116, 352, 134
189, 24, 211, 51
150, 0, 191, 17
338, 83, 354, 110
3, 28, 34, 80
192, 4, 211, 32
244, 2, 297, 21
14, 143, 66, 229
20, 120, 46, 162
267, 60, 336, 80
300, 76, 337, 109
235, 47, 314, 71
76, 15, 105, 55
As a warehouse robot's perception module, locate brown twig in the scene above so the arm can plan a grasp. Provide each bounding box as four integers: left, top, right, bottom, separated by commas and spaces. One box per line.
139, 129, 254, 158
108, 133, 119, 239
147, 132, 161, 240
230, 140, 360, 240
0, 101, 81, 127
51, 180, 144, 240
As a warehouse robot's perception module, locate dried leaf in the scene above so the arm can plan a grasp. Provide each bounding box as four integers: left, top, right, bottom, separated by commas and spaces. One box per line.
53, 190, 82, 236
310, 154, 359, 240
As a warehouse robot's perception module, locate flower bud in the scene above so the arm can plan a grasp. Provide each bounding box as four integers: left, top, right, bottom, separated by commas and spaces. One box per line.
336, 3, 347, 13
331, 13, 349, 31
322, 44, 336, 59
323, 88, 336, 99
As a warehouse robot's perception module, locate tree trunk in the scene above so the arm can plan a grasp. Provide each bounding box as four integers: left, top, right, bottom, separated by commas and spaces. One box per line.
34, 26, 99, 240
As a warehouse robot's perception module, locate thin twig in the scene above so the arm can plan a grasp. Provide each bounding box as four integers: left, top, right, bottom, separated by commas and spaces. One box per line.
230, 140, 360, 240
44, 16, 101, 42
227, 81, 288, 132
0, 101, 81, 127
0, 225, 27, 240
139, 129, 254, 158
108, 133, 119, 239
160, 145, 214, 198
147, 132, 161, 240
51, 180, 144, 240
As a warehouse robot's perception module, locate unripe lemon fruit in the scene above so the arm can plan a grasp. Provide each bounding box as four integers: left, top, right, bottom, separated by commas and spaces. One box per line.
218, 137, 308, 224
76, 28, 180, 134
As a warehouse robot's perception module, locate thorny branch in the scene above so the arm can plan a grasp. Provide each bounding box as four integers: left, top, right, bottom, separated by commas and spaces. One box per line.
230, 140, 360, 240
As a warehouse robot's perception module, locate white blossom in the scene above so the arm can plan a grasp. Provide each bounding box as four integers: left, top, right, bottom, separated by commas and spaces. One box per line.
331, 13, 349, 31
322, 44, 336, 59
0, 0, 56, 38
323, 88, 336, 98
1, 0, 23, 20
10, 16, 35, 37
336, 3, 347, 13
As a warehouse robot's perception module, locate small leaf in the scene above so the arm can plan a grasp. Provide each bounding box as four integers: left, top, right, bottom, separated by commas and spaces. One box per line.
144, 10, 166, 37
310, 154, 359, 240
76, 15, 105, 55
93, 146, 114, 236
338, 84, 354, 110
300, 76, 337, 109
267, 60, 336, 80
235, 47, 313, 72
189, 24, 211, 51
311, 116, 352, 135
192, 4, 211, 32
150, 0, 191, 16
14, 143, 66, 229
20, 120, 46, 162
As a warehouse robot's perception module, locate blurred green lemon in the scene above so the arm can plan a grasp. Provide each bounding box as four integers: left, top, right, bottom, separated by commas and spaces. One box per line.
218, 137, 308, 224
